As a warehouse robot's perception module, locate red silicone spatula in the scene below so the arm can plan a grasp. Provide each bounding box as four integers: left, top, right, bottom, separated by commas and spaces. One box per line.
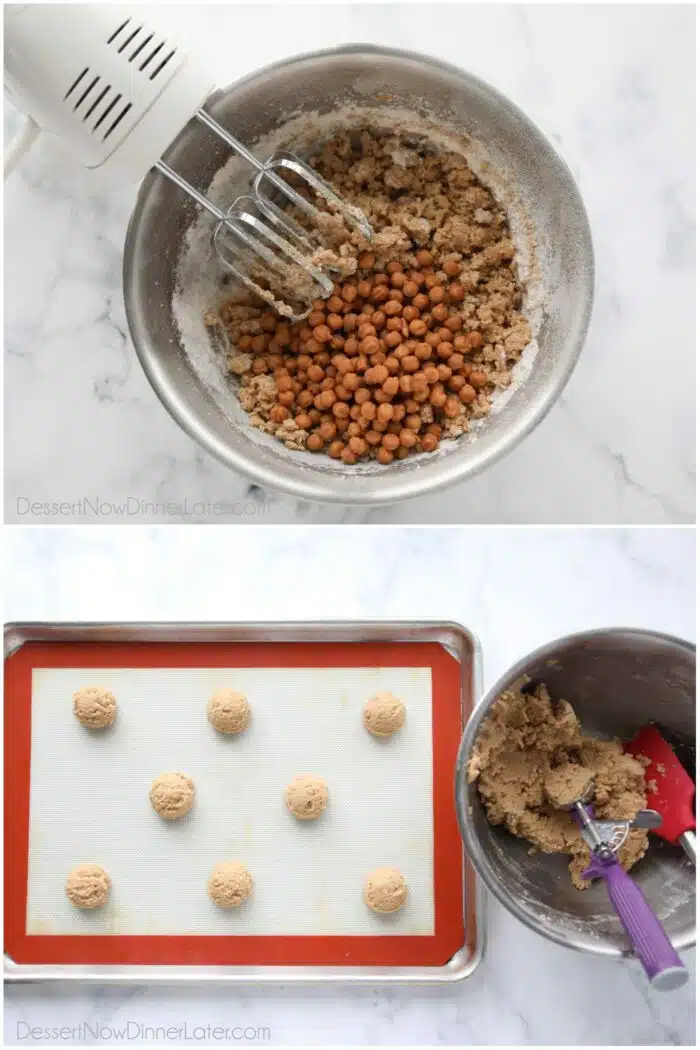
625, 725, 696, 865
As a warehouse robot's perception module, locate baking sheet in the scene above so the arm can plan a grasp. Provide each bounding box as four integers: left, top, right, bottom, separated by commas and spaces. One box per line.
6, 623, 478, 982
27, 665, 435, 938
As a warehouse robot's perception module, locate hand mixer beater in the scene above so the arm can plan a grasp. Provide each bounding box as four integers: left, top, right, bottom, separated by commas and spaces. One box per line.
4, 3, 372, 320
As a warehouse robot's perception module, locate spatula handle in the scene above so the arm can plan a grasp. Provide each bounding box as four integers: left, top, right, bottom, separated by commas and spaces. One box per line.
679, 830, 696, 865
584, 852, 686, 990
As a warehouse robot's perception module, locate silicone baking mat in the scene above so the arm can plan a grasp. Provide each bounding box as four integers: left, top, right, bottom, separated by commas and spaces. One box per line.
5, 640, 464, 967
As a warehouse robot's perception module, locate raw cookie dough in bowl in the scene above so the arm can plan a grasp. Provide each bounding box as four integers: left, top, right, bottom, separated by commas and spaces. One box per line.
466, 681, 650, 890
124, 45, 593, 504
456, 628, 696, 959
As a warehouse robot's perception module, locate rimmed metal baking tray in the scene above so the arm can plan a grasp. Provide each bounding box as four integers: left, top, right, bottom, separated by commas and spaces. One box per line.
4, 619, 485, 984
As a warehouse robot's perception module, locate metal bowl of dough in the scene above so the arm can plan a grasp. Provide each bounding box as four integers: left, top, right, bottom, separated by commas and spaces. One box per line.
455, 628, 696, 957
123, 44, 594, 504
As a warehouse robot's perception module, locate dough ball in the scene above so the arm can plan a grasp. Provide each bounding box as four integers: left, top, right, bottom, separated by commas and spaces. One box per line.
72, 686, 116, 729
363, 691, 406, 737
364, 867, 408, 913
207, 689, 250, 735
545, 761, 592, 809
207, 861, 253, 908
66, 864, 110, 909
284, 774, 329, 820
149, 772, 195, 820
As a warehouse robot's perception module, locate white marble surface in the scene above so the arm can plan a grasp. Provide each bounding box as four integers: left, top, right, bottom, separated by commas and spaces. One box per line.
4, 4, 695, 525
3, 525, 696, 1045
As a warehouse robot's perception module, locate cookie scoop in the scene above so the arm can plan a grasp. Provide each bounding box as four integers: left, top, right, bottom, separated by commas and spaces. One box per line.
547, 776, 686, 990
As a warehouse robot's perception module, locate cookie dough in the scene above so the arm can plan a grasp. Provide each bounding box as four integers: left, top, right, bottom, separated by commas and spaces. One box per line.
364, 867, 408, 913
216, 127, 533, 459
207, 689, 250, 735
363, 692, 406, 737
66, 864, 110, 909
149, 772, 195, 820
207, 861, 253, 908
72, 686, 116, 729
284, 774, 328, 820
544, 760, 593, 809
467, 682, 649, 888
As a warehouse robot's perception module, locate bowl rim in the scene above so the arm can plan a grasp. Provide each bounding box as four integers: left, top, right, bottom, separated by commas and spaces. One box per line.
123, 42, 595, 504
454, 626, 696, 957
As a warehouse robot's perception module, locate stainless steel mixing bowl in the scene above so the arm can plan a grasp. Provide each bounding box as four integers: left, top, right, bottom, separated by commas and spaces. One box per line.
455, 628, 696, 957
124, 45, 594, 503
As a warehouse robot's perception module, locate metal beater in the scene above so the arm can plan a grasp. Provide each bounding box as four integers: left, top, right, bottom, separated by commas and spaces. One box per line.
157, 109, 373, 321
4, 3, 372, 321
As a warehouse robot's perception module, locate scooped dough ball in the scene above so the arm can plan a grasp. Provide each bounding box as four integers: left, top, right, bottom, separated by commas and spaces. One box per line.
207, 861, 253, 908
545, 761, 592, 809
364, 867, 408, 913
72, 686, 116, 729
284, 774, 329, 820
363, 692, 406, 737
66, 864, 110, 910
207, 689, 250, 735
149, 772, 195, 820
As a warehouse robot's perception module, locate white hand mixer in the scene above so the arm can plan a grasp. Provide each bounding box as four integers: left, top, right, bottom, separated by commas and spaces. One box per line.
4, 3, 372, 319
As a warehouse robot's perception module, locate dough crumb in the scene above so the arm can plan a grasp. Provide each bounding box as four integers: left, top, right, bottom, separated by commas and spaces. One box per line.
72, 686, 116, 729
284, 774, 329, 820
468, 682, 649, 889
208, 689, 251, 735
364, 867, 408, 913
208, 861, 253, 908
66, 864, 110, 909
149, 772, 195, 820
363, 691, 406, 737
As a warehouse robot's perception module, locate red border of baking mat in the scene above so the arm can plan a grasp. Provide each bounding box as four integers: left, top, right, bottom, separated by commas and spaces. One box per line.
5, 640, 466, 968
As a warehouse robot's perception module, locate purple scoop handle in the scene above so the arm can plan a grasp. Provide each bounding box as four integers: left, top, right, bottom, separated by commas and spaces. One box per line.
583, 852, 687, 989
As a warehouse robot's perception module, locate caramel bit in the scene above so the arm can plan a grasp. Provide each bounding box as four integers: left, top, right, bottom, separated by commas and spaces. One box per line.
209, 128, 532, 463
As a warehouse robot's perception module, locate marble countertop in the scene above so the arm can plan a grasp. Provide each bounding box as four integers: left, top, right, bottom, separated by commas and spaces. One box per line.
3, 525, 696, 1045
4, 4, 695, 525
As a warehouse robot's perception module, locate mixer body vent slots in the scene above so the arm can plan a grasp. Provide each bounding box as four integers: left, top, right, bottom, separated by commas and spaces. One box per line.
60, 15, 179, 143
64, 70, 132, 142
105, 17, 178, 80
